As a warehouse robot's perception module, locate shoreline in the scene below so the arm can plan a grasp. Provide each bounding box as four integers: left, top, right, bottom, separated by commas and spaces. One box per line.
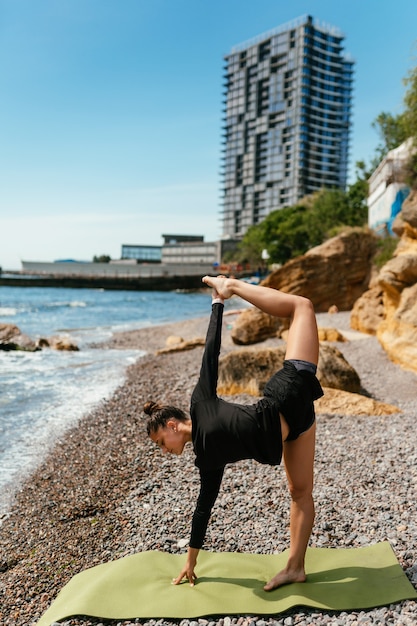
1, 312, 416, 625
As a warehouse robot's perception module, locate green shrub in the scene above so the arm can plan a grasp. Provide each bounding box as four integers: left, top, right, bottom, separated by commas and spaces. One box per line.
373, 236, 398, 269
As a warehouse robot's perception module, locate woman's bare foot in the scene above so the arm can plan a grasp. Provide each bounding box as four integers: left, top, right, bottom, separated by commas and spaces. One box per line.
263, 567, 306, 591
202, 275, 234, 299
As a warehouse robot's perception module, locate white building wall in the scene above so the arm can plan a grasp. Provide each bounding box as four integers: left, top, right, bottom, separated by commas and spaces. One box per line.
368, 183, 409, 233
367, 139, 412, 234
161, 241, 220, 265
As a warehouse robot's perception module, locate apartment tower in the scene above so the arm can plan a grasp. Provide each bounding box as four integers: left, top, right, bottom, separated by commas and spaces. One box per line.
221, 14, 354, 238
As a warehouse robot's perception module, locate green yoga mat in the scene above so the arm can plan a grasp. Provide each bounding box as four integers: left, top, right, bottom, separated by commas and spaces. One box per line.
37, 542, 416, 625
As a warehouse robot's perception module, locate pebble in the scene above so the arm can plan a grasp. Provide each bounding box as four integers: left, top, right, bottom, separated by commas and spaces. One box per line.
0, 313, 416, 625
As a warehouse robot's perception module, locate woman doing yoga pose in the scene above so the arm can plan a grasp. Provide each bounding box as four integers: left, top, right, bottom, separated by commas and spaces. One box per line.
144, 275, 323, 591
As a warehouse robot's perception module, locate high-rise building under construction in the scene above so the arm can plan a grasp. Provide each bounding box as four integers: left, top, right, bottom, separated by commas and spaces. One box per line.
221, 14, 354, 238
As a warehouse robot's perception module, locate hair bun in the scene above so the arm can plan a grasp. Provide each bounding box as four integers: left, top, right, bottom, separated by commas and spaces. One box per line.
143, 400, 158, 416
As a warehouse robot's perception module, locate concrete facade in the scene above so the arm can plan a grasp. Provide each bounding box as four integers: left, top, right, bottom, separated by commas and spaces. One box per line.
221, 14, 354, 238
367, 140, 412, 235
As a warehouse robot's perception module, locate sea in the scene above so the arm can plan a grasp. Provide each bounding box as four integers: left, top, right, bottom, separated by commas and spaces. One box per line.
0, 285, 215, 517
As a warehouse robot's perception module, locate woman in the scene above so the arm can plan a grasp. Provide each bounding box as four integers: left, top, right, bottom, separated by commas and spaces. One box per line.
144, 275, 323, 591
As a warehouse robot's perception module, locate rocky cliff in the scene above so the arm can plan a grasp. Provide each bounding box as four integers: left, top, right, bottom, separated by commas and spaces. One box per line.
262, 228, 376, 312
351, 190, 417, 373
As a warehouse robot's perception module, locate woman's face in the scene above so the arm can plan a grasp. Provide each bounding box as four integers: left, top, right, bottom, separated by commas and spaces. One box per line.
150, 420, 186, 456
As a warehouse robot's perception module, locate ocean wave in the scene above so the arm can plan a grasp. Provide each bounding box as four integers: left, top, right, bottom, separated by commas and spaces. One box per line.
0, 346, 144, 515
43, 300, 87, 309
0, 307, 17, 316
69, 301, 87, 308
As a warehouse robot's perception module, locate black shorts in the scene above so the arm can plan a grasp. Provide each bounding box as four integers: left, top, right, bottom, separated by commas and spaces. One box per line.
263, 360, 324, 441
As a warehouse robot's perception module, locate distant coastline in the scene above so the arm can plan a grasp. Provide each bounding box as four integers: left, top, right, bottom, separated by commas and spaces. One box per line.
0, 272, 207, 291
0, 267, 253, 291
1, 259, 216, 290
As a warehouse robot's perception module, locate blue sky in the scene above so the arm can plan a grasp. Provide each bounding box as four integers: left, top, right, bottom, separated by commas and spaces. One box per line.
1, 0, 417, 270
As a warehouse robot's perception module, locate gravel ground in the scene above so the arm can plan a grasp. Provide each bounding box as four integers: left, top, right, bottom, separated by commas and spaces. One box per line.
0, 310, 416, 626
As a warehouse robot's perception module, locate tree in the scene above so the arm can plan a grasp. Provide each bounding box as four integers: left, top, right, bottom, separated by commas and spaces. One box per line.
370, 50, 417, 186
403, 61, 417, 140
371, 111, 408, 165
345, 161, 370, 226
402, 61, 417, 187
265, 204, 311, 263
235, 183, 369, 267
93, 254, 111, 263
235, 222, 266, 266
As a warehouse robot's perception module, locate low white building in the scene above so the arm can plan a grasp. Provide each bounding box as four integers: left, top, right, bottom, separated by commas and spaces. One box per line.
20, 235, 241, 277
162, 240, 219, 265
367, 140, 412, 235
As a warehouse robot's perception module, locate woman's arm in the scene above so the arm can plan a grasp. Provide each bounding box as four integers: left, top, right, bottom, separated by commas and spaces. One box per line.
190, 467, 224, 547
172, 467, 224, 585
191, 297, 224, 402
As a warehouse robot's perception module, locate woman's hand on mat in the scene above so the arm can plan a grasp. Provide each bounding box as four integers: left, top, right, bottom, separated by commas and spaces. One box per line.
172, 548, 199, 586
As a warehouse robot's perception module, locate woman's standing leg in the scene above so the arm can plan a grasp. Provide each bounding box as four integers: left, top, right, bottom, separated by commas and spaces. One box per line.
264, 423, 316, 590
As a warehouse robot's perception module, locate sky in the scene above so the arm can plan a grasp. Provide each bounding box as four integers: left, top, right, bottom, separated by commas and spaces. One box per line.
1, 0, 417, 270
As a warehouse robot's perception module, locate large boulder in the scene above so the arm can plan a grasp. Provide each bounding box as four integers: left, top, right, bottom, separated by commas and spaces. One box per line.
37, 336, 79, 351
0, 323, 39, 352
216, 343, 398, 416
317, 327, 347, 342
350, 284, 385, 335
230, 308, 287, 345
378, 253, 417, 299
0, 324, 79, 352
218, 346, 285, 395
262, 228, 377, 312
377, 282, 417, 370
316, 343, 361, 393
156, 337, 205, 354
315, 387, 399, 416
217, 343, 361, 396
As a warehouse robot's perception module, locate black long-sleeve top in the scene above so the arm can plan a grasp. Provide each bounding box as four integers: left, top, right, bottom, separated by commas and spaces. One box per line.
189, 302, 283, 548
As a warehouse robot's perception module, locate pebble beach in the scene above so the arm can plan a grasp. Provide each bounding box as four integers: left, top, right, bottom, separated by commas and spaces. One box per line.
1, 310, 416, 626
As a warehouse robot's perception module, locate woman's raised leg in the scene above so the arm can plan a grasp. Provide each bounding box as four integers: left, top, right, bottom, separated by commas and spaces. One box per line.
202, 276, 319, 365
